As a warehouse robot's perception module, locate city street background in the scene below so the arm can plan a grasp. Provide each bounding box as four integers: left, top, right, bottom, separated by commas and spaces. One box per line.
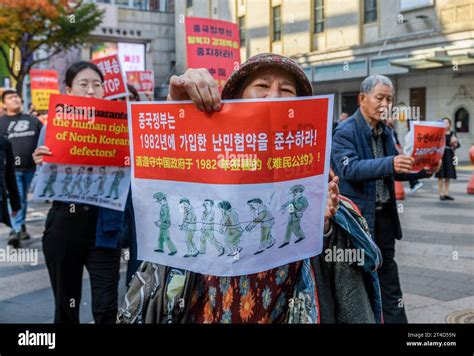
0, 167, 472, 323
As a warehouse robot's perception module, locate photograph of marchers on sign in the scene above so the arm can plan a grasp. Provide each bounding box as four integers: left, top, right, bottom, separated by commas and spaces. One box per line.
128, 96, 333, 276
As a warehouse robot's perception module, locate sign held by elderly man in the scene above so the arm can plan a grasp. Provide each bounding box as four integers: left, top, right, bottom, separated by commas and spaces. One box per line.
405, 121, 446, 172
128, 95, 333, 276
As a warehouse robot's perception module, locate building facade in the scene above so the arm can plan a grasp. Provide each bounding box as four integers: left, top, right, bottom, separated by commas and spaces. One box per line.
25, 0, 176, 100
176, 0, 474, 161
82, 0, 177, 98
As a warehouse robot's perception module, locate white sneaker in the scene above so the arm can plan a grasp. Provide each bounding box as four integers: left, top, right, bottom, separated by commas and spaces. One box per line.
410, 182, 424, 193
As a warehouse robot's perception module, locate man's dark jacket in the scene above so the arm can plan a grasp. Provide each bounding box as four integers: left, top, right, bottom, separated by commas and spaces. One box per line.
0, 136, 21, 226
331, 108, 428, 239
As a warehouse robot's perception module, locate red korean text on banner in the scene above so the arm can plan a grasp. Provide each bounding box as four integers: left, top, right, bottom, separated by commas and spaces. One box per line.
411, 121, 446, 172
92, 54, 128, 100
30, 69, 60, 111
185, 17, 241, 91
129, 98, 328, 184
126, 70, 155, 93
43, 94, 129, 167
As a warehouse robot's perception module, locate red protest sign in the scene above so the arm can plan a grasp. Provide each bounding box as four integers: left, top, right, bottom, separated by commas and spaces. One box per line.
30, 69, 60, 111
92, 54, 128, 100
43, 94, 129, 167
129, 97, 329, 184
126, 70, 154, 93
30, 69, 60, 90
128, 97, 332, 276
185, 17, 241, 91
410, 121, 446, 171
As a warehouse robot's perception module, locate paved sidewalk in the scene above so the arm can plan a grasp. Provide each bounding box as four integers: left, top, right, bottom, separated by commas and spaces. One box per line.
397, 169, 474, 323
0, 200, 128, 323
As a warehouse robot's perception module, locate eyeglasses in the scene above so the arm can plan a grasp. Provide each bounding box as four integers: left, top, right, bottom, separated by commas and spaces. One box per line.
73, 81, 103, 90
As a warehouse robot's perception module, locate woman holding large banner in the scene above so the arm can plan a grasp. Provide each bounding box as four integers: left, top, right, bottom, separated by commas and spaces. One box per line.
119, 53, 383, 324
32, 62, 122, 324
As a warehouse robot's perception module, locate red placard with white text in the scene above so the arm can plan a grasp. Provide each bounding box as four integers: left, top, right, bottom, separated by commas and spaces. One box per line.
185, 17, 240, 91
131, 100, 326, 183
30, 69, 60, 111
33, 94, 131, 211
126, 70, 155, 93
128, 96, 333, 276
408, 121, 446, 172
43, 94, 129, 166
92, 54, 128, 100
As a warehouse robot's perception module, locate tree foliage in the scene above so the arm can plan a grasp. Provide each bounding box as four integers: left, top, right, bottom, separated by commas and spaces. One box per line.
0, 0, 103, 94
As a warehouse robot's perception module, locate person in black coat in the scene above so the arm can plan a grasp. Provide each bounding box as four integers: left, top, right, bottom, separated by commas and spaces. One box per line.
436, 117, 460, 201
0, 136, 21, 246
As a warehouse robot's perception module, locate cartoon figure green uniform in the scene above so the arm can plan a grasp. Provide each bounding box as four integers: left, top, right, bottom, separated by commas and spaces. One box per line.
94, 167, 106, 196
179, 198, 198, 257
106, 167, 125, 200
199, 199, 225, 256
83, 167, 94, 194
218, 200, 243, 257
245, 198, 276, 255
59, 167, 73, 196
153, 192, 177, 256
279, 184, 309, 248
39, 164, 58, 198
70, 166, 85, 194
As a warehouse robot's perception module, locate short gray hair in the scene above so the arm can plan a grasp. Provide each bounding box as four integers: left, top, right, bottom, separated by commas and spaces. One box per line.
360, 75, 394, 94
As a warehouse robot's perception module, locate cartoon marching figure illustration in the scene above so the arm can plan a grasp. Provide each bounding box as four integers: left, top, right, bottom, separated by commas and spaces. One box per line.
94, 166, 107, 196
199, 199, 225, 256
218, 200, 243, 257
179, 198, 199, 257
153, 192, 177, 256
279, 184, 309, 248
70, 166, 85, 195
83, 167, 94, 194
59, 167, 73, 196
39, 164, 58, 198
245, 198, 276, 255
106, 167, 125, 200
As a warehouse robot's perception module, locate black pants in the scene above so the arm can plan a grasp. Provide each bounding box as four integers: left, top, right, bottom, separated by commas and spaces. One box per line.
43, 202, 121, 324
374, 205, 408, 324
123, 192, 142, 287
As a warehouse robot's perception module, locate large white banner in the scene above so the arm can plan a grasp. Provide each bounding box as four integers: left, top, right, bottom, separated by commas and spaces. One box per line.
128, 96, 334, 276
